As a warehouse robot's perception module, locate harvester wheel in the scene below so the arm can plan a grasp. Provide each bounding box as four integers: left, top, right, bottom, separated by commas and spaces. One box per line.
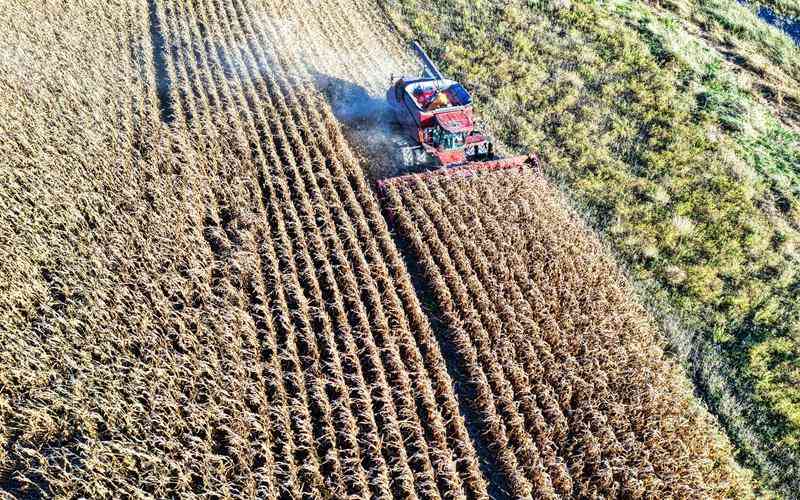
400, 147, 415, 167
414, 148, 427, 165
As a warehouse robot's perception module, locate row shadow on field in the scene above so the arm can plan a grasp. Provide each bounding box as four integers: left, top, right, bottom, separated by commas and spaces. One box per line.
146, 0, 175, 124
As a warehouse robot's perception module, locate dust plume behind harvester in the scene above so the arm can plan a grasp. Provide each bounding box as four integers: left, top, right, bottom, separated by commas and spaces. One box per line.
377, 41, 537, 192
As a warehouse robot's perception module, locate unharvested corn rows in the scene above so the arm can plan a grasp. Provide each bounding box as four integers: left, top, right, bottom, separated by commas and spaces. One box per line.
384, 171, 753, 498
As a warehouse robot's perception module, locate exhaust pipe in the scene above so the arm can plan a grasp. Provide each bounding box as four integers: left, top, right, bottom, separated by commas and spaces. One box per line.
411, 40, 444, 80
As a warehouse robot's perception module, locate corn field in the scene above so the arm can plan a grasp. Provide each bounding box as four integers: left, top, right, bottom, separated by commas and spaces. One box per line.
382, 169, 757, 497
0, 0, 755, 497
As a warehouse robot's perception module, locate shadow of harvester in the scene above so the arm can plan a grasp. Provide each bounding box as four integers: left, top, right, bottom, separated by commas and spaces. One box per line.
310, 71, 412, 182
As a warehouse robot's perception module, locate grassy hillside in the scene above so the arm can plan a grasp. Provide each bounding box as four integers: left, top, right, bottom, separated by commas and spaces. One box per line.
382, 0, 800, 492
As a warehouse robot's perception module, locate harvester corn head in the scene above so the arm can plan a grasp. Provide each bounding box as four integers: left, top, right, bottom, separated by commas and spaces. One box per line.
377, 41, 537, 192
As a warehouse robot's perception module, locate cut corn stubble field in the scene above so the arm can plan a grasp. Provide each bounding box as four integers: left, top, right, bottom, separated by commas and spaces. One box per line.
0, 0, 754, 497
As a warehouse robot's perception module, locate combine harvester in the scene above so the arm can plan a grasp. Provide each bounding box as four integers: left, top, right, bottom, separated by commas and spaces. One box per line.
377, 41, 537, 192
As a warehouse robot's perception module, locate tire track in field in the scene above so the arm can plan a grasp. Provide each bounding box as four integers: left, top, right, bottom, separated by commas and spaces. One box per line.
146, 0, 175, 123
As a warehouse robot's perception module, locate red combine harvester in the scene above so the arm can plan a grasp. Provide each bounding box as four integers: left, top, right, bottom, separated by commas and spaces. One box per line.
376, 41, 534, 191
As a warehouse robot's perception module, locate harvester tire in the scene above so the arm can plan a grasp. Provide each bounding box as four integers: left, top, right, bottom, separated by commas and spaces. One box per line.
400, 147, 415, 167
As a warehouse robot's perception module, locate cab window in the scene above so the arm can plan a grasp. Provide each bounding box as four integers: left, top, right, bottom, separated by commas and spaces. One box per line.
432, 127, 466, 150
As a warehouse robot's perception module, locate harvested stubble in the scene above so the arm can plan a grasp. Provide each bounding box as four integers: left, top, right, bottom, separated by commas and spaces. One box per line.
384, 169, 754, 498
1, 0, 485, 497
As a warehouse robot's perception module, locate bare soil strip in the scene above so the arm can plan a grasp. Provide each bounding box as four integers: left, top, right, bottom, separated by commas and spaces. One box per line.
146, 0, 175, 123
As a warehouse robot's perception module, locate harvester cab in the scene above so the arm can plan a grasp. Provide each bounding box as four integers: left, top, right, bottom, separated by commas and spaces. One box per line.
379, 41, 533, 191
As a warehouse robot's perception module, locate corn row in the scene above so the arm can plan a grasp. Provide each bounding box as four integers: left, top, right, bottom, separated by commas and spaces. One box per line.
412, 178, 575, 497
387, 170, 752, 497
